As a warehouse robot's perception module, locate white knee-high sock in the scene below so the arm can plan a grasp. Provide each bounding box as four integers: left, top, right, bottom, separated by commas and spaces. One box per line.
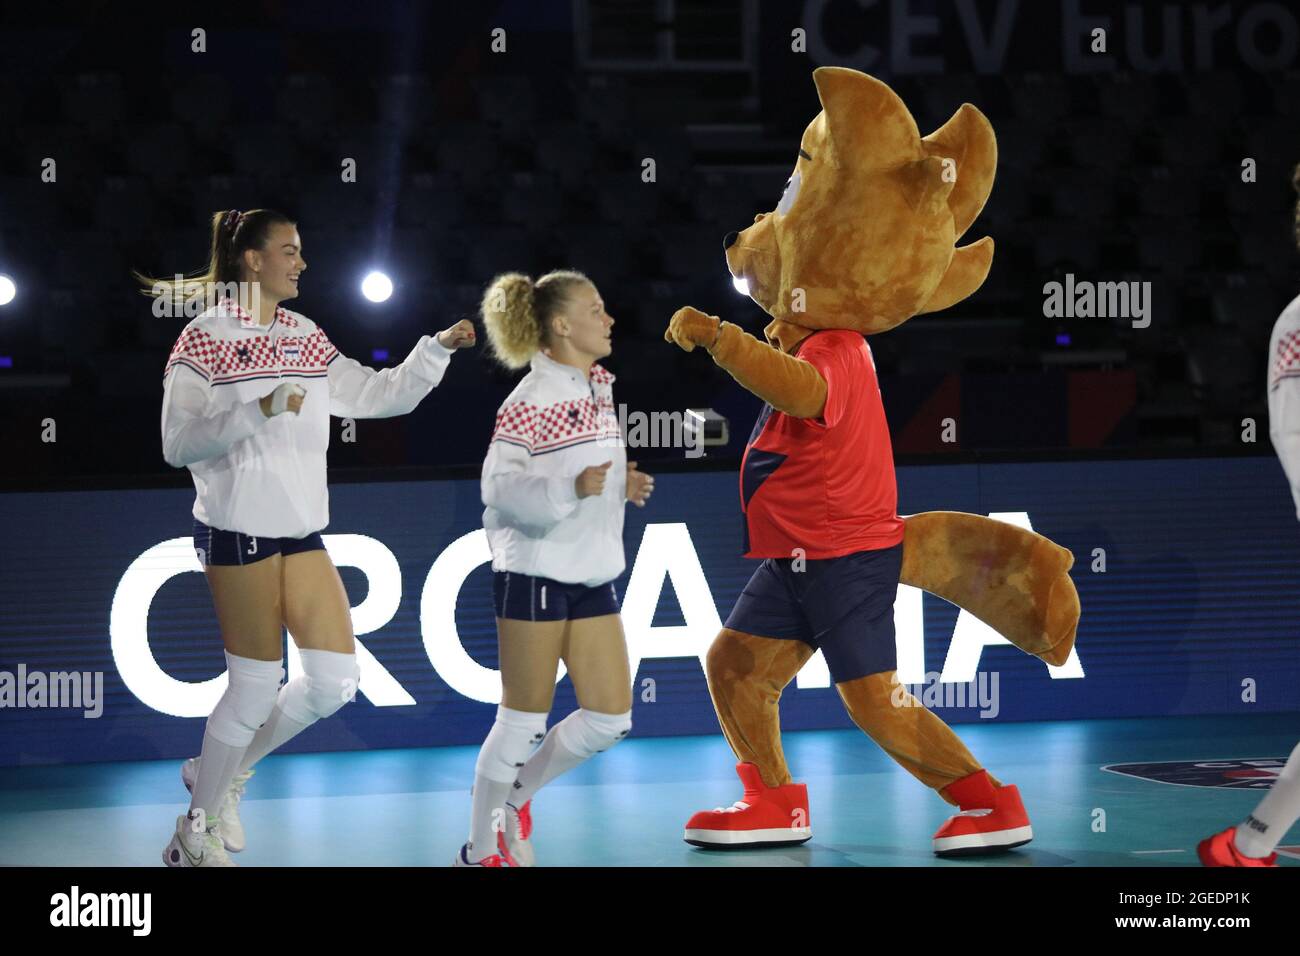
509, 708, 632, 808
238, 649, 359, 773
189, 652, 284, 824
467, 706, 548, 862
235, 705, 311, 775
1236, 740, 1300, 858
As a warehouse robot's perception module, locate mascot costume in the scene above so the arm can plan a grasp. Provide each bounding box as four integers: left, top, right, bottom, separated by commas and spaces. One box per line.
663, 67, 1080, 856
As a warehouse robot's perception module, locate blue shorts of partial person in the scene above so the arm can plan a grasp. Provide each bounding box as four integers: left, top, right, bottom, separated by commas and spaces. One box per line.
492, 571, 620, 622
192, 518, 326, 567
723, 543, 904, 684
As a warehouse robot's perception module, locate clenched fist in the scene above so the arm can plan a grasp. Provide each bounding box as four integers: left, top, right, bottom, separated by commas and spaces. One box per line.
260, 382, 306, 418
663, 307, 721, 353
437, 319, 477, 350
575, 461, 613, 499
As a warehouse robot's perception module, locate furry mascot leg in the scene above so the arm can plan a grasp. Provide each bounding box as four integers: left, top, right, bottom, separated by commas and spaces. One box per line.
683, 628, 815, 847
837, 670, 1033, 855
836, 670, 993, 797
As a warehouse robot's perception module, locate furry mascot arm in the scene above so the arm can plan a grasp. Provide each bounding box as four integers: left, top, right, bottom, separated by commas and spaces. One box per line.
665, 306, 828, 419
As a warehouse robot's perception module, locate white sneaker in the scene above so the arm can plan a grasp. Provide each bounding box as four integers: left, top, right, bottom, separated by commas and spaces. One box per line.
162, 811, 236, 867
498, 801, 534, 867
181, 757, 252, 853
452, 843, 507, 867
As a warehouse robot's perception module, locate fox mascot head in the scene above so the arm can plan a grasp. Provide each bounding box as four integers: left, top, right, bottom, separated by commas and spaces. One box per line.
725, 67, 997, 334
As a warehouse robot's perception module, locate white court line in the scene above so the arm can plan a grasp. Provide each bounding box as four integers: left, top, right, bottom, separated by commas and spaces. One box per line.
1131, 849, 1187, 854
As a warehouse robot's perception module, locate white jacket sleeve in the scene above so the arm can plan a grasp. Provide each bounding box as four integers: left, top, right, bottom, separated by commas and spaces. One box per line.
1269, 375, 1300, 520
326, 332, 453, 419
160, 364, 266, 469
482, 435, 581, 529
160, 326, 267, 469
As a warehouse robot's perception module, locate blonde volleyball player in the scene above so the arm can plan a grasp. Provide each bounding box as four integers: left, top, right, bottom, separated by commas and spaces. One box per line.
456, 270, 654, 867
147, 209, 475, 866
1198, 168, 1300, 867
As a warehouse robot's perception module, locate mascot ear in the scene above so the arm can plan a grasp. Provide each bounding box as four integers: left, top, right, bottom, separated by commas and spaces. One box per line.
921, 103, 997, 240
813, 66, 920, 168
897, 155, 956, 216
916, 237, 994, 315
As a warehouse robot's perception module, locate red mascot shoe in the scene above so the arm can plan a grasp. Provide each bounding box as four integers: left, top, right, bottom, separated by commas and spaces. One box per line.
1197, 827, 1278, 867
933, 769, 1033, 857
684, 762, 813, 848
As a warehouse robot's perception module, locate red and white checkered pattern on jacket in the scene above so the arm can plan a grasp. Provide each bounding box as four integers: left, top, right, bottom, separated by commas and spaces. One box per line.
1271, 328, 1300, 391
491, 364, 618, 454
164, 298, 338, 383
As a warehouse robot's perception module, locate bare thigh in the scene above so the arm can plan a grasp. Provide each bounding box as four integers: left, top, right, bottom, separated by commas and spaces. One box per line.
203, 555, 285, 662
497, 617, 566, 713
281, 549, 356, 653
561, 614, 632, 714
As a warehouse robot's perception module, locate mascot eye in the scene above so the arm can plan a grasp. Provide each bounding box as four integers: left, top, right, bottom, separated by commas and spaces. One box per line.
776, 171, 801, 216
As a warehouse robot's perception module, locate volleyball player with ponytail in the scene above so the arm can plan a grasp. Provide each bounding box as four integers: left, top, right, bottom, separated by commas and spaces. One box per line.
145, 209, 475, 866
456, 270, 654, 867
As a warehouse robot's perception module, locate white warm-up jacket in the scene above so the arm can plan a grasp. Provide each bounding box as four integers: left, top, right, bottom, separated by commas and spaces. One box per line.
481, 351, 627, 587
161, 297, 454, 538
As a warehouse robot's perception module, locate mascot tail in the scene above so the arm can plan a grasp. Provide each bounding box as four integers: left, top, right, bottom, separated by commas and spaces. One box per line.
900, 512, 1079, 666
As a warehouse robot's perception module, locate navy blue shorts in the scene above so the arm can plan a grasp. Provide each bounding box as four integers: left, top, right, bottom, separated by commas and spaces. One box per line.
192, 518, 326, 567
724, 544, 904, 684
493, 571, 620, 622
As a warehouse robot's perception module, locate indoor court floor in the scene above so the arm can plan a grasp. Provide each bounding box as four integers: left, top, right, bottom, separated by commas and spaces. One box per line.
2, 713, 1297, 867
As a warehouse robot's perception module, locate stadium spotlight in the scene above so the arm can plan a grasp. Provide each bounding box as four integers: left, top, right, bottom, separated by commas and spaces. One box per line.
361, 271, 393, 303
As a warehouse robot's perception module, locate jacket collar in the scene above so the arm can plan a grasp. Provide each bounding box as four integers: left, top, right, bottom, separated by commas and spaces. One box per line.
530, 350, 615, 387
764, 318, 817, 354
216, 296, 295, 331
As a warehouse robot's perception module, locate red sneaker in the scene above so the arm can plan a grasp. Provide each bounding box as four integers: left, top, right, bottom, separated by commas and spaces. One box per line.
498, 800, 533, 867
1197, 827, 1278, 867
684, 762, 812, 848
933, 770, 1033, 856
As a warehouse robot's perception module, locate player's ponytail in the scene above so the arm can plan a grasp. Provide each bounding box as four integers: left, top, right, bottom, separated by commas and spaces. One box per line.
480, 269, 589, 370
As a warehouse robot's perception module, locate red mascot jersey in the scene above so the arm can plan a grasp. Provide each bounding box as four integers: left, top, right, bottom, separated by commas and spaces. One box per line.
739, 329, 906, 558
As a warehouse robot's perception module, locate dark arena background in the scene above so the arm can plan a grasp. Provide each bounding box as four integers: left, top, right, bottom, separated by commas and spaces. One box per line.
1, 0, 1298, 934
